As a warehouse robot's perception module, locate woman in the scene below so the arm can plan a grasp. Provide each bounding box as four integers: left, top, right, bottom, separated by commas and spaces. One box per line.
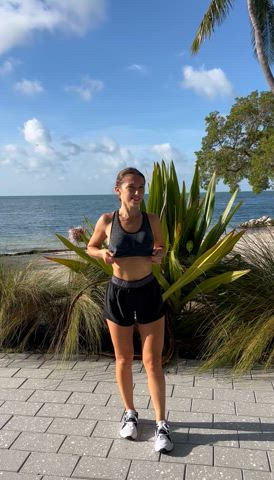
87, 167, 173, 453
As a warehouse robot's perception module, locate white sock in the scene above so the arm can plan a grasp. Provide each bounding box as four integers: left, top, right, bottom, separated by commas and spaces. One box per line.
126, 409, 137, 415
156, 420, 167, 428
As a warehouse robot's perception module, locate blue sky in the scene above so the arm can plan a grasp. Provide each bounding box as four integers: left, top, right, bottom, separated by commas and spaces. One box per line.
0, 0, 270, 195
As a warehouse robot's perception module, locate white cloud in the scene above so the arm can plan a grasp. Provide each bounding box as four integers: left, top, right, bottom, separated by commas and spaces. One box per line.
0, 0, 106, 55
0, 120, 192, 185
23, 118, 51, 145
151, 143, 182, 161
181, 65, 233, 98
0, 57, 19, 75
15, 79, 44, 95
65, 76, 104, 101
127, 64, 148, 74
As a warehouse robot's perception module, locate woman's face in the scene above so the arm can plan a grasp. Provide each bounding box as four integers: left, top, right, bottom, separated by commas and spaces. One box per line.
116, 174, 145, 207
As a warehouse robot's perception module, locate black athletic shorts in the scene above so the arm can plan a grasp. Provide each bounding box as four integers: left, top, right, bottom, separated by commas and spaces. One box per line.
103, 273, 166, 327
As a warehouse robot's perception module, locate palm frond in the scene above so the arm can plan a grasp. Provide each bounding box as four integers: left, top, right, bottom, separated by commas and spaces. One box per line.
251, 0, 274, 64
191, 0, 235, 53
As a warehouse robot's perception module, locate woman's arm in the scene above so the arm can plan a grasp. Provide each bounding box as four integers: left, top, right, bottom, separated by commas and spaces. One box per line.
87, 214, 114, 265
148, 213, 165, 264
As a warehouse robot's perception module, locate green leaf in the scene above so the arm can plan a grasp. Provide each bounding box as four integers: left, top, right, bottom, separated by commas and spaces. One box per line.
182, 269, 250, 304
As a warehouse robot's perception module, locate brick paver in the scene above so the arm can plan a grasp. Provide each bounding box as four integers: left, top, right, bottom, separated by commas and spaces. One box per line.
0, 352, 273, 480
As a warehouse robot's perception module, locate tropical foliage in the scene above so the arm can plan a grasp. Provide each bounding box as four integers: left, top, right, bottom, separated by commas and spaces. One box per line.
196, 230, 274, 373
195, 91, 274, 193
191, 0, 274, 94
0, 261, 107, 357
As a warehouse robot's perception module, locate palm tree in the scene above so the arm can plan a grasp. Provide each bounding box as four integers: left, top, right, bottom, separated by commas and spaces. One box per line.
191, 0, 274, 94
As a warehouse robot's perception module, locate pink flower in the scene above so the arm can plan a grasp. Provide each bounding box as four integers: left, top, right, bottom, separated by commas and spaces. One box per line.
68, 226, 88, 245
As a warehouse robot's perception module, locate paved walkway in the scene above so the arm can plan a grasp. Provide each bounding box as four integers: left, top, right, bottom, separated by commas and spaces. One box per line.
0, 353, 273, 480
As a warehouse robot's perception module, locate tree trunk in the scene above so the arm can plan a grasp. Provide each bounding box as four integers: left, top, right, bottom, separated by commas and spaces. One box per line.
247, 0, 274, 94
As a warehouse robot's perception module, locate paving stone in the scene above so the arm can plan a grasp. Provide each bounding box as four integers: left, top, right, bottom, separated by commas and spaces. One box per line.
267, 451, 274, 471
172, 385, 213, 399
14, 369, 53, 379
185, 464, 242, 480
9, 360, 45, 369
0, 401, 42, 416
127, 460, 185, 480
3, 415, 53, 433
0, 449, 30, 471
0, 415, 11, 429
236, 402, 274, 418
0, 473, 41, 480
21, 452, 78, 476
27, 390, 71, 403
47, 370, 86, 380
214, 388, 256, 402
239, 432, 274, 450
107, 394, 149, 409
255, 391, 274, 404
192, 399, 235, 415
188, 428, 239, 447
243, 472, 274, 479
214, 445, 269, 470
75, 372, 115, 382
134, 383, 173, 396
160, 443, 213, 465
56, 380, 97, 392
0, 369, 20, 378
93, 382, 120, 394
79, 405, 123, 421
165, 374, 194, 385
260, 418, 274, 432
59, 435, 112, 456
164, 397, 191, 412
11, 432, 65, 453
0, 431, 20, 448
168, 411, 213, 427
0, 388, 33, 402
0, 360, 14, 368
92, 420, 121, 439
72, 456, 130, 479
108, 438, 159, 461
214, 414, 262, 431
40, 360, 77, 370
37, 402, 83, 419
73, 361, 108, 371
135, 408, 156, 422
42, 477, 83, 480
47, 417, 96, 436
67, 392, 110, 406
0, 378, 26, 389
20, 379, 61, 390
233, 380, 274, 390
195, 378, 233, 388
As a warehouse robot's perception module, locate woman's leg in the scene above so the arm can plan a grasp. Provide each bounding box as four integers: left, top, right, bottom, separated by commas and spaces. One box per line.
106, 320, 135, 411
137, 316, 166, 422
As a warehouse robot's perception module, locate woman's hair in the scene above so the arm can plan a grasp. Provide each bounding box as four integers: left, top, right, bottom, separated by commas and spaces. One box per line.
115, 167, 145, 188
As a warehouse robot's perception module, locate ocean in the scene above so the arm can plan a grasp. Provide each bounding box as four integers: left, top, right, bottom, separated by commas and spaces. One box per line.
0, 191, 274, 254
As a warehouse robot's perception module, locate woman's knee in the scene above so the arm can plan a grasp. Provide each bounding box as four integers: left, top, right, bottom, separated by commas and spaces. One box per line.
143, 354, 163, 373
115, 352, 134, 368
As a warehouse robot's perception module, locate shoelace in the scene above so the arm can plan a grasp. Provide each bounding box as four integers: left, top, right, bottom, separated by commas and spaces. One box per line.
124, 412, 138, 424
156, 423, 170, 437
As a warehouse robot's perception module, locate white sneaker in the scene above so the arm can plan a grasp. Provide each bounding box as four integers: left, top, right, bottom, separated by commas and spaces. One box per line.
119, 410, 138, 440
154, 422, 174, 453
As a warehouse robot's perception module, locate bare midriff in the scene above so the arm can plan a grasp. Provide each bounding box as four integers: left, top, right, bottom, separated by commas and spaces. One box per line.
111, 256, 152, 281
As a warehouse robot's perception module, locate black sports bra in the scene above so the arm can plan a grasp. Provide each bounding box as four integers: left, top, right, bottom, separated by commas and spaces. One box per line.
108, 210, 154, 257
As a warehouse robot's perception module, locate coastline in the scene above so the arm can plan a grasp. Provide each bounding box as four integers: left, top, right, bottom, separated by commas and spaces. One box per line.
1, 226, 274, 271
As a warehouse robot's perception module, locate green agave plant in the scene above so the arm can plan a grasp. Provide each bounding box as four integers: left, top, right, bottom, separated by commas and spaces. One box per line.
48, 161, 249, 359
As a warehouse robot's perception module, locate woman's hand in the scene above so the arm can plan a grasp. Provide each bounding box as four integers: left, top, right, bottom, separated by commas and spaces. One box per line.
151, 247, 165, 264
101, 249, 115, 264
